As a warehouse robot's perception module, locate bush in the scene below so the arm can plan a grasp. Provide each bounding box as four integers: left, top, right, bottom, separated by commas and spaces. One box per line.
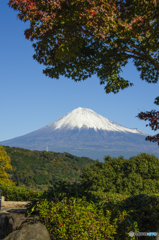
25, 180, 139, 240
0, 184, 43, 201
37, 196, 117, 240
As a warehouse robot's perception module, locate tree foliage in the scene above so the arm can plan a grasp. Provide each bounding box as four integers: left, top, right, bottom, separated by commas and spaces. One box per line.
8, 0, 159, 144
8, 0, 159, 89
79, 152, 159, 196
0, 145, 16, 186
136, 96, 159, 146
4, 146, 159, 195
3, 146, 95, 191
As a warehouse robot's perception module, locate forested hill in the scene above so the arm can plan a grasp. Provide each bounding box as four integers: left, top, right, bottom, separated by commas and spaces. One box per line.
3, 146, 97, 191
3, 146, 159, 196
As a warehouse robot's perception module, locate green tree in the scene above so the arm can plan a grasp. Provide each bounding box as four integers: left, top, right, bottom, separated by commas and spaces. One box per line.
79, 153, 159, 195
0, 145, 16, 186
8, 0, 159, 144
122, 172, 143, 195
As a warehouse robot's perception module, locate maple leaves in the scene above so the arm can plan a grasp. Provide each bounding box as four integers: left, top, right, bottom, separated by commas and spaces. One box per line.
9, 0, 43, 23
136, 96, 159, 146
138, 111, 159, 131
24, 28, 34, 40
137, 110, 159, 146
28, 2, 36, 8
88, 8, 96, 16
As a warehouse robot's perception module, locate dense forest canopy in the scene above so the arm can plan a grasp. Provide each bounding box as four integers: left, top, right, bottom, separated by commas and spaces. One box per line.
2, 146, 159, 196
2, 146, 95, 191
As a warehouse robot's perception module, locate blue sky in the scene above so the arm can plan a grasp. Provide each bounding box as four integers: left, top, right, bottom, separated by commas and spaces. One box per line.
1, 1, 159, 148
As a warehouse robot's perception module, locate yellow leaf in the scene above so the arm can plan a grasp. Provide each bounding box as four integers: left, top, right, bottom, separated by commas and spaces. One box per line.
0, 145, 16, 186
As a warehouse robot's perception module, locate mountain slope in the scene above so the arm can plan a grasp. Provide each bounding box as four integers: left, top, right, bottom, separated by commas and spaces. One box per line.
0, 107, 158, 161
3, 146, 95, 191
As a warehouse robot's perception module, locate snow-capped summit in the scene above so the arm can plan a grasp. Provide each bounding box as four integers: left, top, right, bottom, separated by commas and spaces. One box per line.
45, 107, 147, 135
0, 107, 158, 161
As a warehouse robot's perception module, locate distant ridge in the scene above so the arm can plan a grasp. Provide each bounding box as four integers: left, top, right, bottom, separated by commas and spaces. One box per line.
0, 107, 158, 162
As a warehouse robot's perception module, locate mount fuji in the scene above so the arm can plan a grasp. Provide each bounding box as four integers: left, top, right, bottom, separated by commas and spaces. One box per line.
0, 107, 158, 162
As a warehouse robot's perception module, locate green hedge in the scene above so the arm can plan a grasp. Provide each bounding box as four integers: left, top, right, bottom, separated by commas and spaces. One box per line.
0, 184, 44, 201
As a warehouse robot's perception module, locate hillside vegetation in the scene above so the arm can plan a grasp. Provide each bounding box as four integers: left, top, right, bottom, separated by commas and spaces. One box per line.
2, 146, 159, 196
79, 153, 159, 196
3, 146, 96, 191
1, 146, 159, 239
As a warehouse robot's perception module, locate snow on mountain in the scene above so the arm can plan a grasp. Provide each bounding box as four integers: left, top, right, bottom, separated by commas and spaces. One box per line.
42, 107, 147, 135
1, 107, 158, 161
